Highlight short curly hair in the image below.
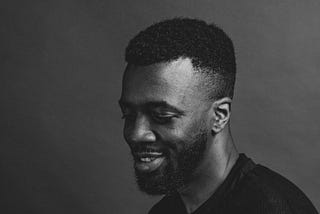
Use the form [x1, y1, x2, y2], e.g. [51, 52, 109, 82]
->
[125, 17, 236, 99]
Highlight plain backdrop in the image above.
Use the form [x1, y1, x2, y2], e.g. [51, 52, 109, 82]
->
[1, 0, 319, 213]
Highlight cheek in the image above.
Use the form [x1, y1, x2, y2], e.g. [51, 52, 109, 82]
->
[169, 119, 207, 141]
[158, 129, 195, 155]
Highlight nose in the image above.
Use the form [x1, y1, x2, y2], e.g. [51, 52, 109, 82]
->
[125, 114, 156, 143]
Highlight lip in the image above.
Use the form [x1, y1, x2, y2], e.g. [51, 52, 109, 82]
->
[135, 156, 166, 173]
[132, 146, 164, 156]
[132, 146, 166, 172]
[135, 151, 163, 158]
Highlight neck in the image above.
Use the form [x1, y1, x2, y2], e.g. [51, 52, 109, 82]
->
[178, 128, 238, 214]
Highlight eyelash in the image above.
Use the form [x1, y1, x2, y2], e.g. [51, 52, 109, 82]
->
[151, 112, 175, 124]
[121, 111, 176, 124]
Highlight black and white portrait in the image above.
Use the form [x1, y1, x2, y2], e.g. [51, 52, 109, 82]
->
[1, 1, 319, 213]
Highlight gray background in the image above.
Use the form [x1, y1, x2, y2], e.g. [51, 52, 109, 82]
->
[1, 0, 319, 213]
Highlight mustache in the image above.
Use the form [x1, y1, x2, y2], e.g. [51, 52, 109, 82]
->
[131, 144, 165, 154]
[129, 131, 207, 155]
[129, 141, 178, 156]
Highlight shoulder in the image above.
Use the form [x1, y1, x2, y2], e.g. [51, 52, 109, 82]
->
[148, 196, 170, 214]
[228, 164, 318, 214]
[148, 193, 185, 214]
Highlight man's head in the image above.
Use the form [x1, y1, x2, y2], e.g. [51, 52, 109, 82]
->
[125, 17, 236, 100]
[119, 18, 236, 195]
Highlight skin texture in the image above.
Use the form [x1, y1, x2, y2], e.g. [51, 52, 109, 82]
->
[119, 58, 238, 213]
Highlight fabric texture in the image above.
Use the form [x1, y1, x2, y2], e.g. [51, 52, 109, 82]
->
[149, 154, 318, 214]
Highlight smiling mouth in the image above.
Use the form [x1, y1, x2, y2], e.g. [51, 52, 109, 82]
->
[134, 151, 166, 172]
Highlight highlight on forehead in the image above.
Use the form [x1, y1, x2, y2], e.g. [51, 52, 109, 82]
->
[124, 57, 230, 103]
[121, 58, 219, 114]
[125, 57, 198, 83]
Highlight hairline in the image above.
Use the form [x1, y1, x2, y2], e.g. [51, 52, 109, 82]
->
[125, 57, 230, 102]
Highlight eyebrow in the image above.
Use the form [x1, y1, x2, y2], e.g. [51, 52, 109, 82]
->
[118, 100, 186, 115]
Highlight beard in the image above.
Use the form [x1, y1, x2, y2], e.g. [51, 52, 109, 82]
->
[133, 131, 207, 195]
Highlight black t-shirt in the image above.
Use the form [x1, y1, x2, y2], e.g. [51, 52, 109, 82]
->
[149, 154, 318, 214]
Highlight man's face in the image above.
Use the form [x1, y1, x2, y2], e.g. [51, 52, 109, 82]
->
[119, 58, 211, 195]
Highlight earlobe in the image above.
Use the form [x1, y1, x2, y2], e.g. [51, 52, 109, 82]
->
[211, 97, 232, 133]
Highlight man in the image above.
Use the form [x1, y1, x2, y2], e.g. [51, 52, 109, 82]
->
[119, 18, 318, 214]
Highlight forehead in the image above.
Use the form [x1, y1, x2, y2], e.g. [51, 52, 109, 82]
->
[120, 58, 204, 108]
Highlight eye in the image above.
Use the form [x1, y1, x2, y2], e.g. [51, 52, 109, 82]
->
[150, 111, 176, 124]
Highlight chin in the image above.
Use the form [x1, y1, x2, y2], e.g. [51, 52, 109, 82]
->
[134, 159, 184, 195]
[133, 132, 208, 195]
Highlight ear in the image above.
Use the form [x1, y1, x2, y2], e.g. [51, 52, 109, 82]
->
[210, 97, 232, 133]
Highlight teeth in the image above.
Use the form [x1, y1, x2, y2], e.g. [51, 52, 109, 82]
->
[140, 157, 152, 162]
[140, 157, 159, 162]
[136, 151, 164, 163]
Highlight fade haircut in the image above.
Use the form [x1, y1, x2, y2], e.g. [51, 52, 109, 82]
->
[125, 17, 236, 100]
